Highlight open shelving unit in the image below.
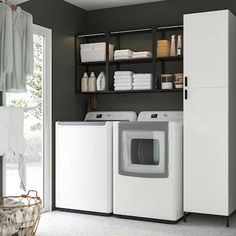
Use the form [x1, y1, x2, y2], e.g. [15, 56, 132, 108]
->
[75, 25, 183, 94]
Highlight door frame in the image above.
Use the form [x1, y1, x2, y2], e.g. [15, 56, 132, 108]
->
[2, 24, 52, 212]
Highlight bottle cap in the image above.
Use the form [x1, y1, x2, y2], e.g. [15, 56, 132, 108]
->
[90, 72, 95, 77]
[83, 72, 88, 77]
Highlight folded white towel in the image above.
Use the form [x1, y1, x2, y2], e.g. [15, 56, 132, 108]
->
[133, 83, 152, 86]
[114, 83, 133, 87]
[133, 51, 152, 55]
[115, 86, 133, 91]
[114, 76, 133, 81]
[133, 82, 152, 86]
[114, 52, 132, 56]
[114, 79, 133, 84]
[114, 49, 133, 55]
[114, 55, 132, 60]
[132, 51, 152, 59]
[114, 82, 133, 86]
[133, 86, 152, 90]
[0, 107, 26, 191]
[133, 73, 153, 79]
[114, 84, 132, 88]
[114, 54, 132, 57]
[132, 55, 152, 59]
[114, 83, 132, 87]
[115, 71, 133, 76]
[133, 84, 152, 87]
[133, 73, 152, 77]
[133, 78, 153, 84]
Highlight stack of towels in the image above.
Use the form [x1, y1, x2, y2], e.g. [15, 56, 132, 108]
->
[133, 73, 153, 90]
[114, 50, 152, 60]
[114, 50, 133, 60]
[114, 71, 133, 91]
[132, 51, 152, 59]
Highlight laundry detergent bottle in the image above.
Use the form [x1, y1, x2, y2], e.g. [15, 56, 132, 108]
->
[81, 72, 88, 92]
[97, 71, 106, 91]
[88, 72, 97, 92]
[170, 35, 176, 56]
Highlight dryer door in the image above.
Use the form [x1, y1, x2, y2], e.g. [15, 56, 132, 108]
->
[118, 122, 168, 178]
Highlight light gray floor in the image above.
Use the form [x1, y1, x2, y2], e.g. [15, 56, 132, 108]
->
[37, 211, 236, 236]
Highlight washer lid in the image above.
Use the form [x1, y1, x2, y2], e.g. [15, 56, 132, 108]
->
[138, 111, 183, 122]
[84, 111, 137, 121]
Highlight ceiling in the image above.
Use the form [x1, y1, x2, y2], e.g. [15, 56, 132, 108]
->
[64, 0, 165, 11]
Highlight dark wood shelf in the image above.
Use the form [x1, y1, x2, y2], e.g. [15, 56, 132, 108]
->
[78, 56, 183, 66]
[77, 88, 183, 95]
[78, 61, 106, 66]
[156, 56, 183, 61]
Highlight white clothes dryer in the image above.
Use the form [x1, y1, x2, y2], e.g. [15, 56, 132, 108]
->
[113, 111, 183, 222]
[56, 111, 137, 215]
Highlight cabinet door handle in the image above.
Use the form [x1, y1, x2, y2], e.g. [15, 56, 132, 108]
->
[185, 90, 188, 100]
[185, 77, 188, 87]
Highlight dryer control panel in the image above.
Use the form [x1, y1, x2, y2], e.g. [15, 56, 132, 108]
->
[138, 111, 183, 122]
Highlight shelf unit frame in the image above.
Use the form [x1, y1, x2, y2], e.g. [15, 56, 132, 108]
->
[75, 24, 183, 94]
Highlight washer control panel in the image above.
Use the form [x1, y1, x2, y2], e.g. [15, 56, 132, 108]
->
[85, 111, 137, 121]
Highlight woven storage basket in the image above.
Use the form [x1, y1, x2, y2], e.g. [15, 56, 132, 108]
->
[0, 190, 42, 236]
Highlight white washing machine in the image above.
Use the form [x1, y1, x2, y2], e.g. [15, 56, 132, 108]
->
[56, 111, 137, 215]
[113, 111, 183, 222]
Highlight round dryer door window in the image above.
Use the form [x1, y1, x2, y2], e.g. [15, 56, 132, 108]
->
[118, 122, 169, 178]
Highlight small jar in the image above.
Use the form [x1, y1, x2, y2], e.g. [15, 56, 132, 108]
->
[161, 74, 174, 89]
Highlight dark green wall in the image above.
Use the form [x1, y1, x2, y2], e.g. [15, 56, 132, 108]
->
[84, 0, 236, 113]
[86, 0, 236, 32]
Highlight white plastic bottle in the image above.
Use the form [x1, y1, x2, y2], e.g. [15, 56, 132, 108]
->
[81, 72, 88, 92]
[88, 72, 97, 92]
[97, 71, 106, 91]
[177, 35, 182, 56]
[170, 35, 176, 57]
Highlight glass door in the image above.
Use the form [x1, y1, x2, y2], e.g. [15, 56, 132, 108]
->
[3, 25, 52, 211]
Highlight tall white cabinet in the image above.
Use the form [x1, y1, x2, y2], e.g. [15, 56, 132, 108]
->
[184, 10, 236, 220]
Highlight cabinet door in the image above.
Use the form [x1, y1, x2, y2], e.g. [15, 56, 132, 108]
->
[184, 88, 229, 215]
[184, 10, 229, 88]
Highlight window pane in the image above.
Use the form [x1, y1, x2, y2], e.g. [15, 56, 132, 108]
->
[5, 34, 44, 203]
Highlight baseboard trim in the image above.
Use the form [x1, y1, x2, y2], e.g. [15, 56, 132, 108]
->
[114, 213, 184, 224]
[55, 207, 113, 217]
